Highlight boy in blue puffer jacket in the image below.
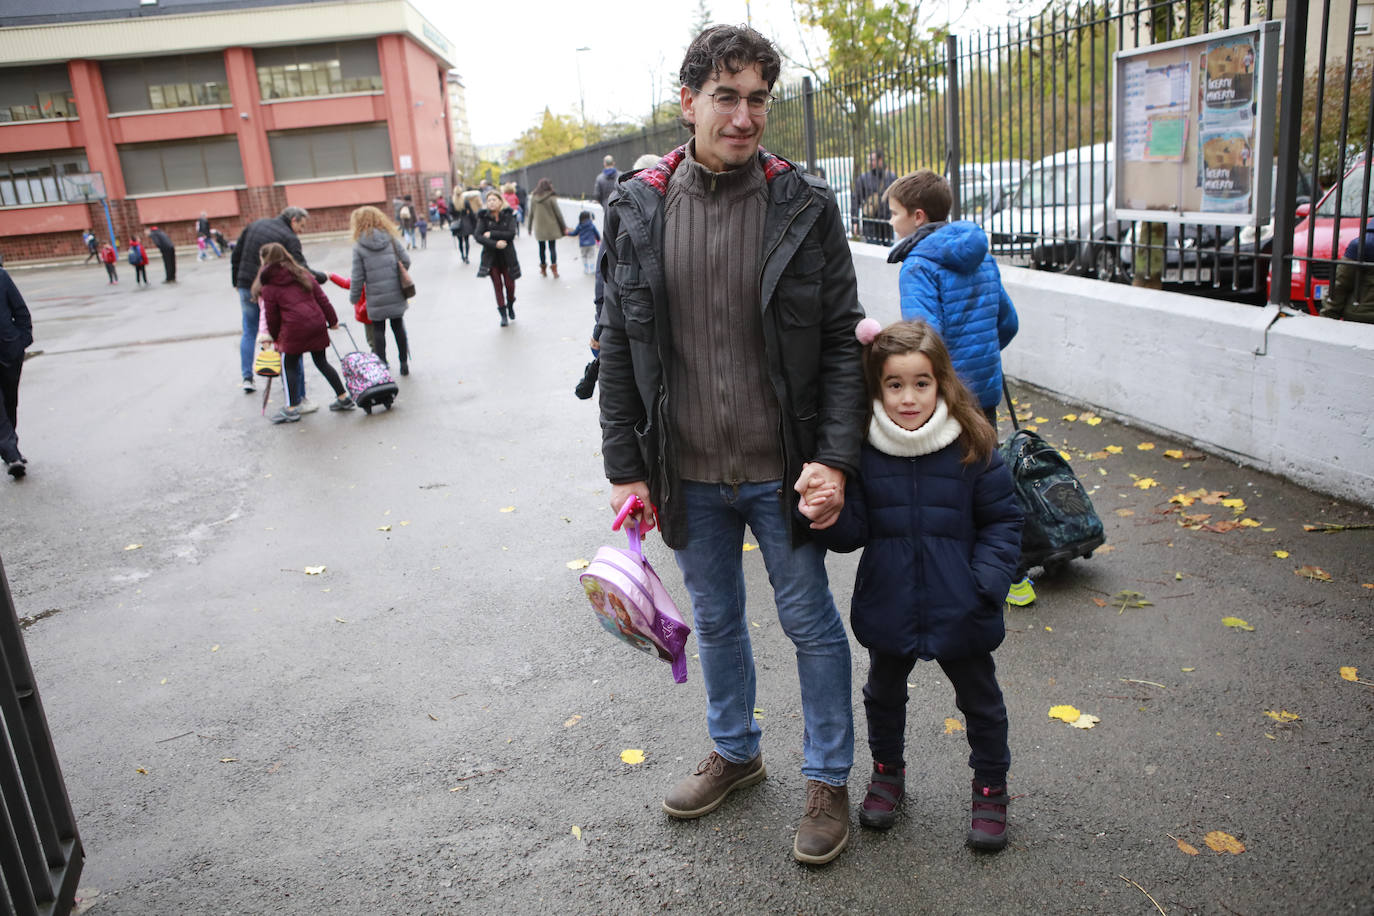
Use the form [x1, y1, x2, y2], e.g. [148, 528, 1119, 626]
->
[886, 169, 1033, 605]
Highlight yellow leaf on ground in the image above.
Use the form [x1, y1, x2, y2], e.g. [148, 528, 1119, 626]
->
[1175, 837, 1200, 856]
[304, 566, 326, 575]
[1115, 508, 1135, 517]
[1164, 449, 1185, 460]
[1137, 442, 1156, 451]
[753, 707, 765, 719]
[1070, 713, 1100, 729]
[1264, 709, 1301, 722]
[944, 718, 965, 734]
[1105, 445, 1124, 454]
[1133, 478, 1158, 490]
[564, 715, 582, 727]
[1295, 565, 1333, 582]
[378, 525, 392, 532]
[1048, 704, 1081, 723]
[1045, 626, 1053, 632]
[1204, 830, 1246, 854]
[500, 506, 516, 513]
[1363, 583, 1374, 589]
[1239, 518, 1261, 528]
[1085, 416, 1103, 426]
[742, 543, 758, 551]
[1092, 597, 1108, 607]
[124, 543, 142, 551]
[1062, 413, 1078, 421]
[1086, 450, 1110, 460]
[571, 825, 582, 840]
[1034, 417, 1049, 424]
[1220, 498, 1246, 510]
[620, 749, 645, 765]
[1274, 550, 1290, 559]
[567, 559, 589, 570]
[1169, 494, 1196, 506]
[1221, 616, 1255, 631]
[1095, 545, 1115, 553]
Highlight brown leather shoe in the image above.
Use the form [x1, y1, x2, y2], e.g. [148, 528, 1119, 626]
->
[793, 780, 850, 865]
[662, 751, 766, 819]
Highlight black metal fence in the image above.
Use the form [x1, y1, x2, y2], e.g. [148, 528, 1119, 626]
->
[1, 554, 83, 916]
[511, 0, 1372, 311]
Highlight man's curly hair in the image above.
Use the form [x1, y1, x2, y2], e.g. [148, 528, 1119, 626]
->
[679, 24, 781, 92]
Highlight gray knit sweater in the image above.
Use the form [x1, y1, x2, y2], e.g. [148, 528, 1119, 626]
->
[663, 144, 783, 485]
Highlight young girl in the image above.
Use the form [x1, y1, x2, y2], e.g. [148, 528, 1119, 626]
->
[809, 318, 1022, 851]
[475, 189, 521, 326]
[567, 210, 601, 275]
[252, 243, 354, 423]
[128, 237, 149, 285]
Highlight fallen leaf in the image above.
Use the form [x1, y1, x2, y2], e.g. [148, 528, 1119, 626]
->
[1220, 498, 1246, 511]
[564, 714, 582, 727]
[210, 645, 220, 652]
[1137, 442, 1156, 451]
[1264, 709, 1301, 723]
[400, 521, 411, 527]
[1163, 449, 1185, 460]
[1221, 616, 1255, 631]
[377, 525, 392, 532]
[427, 713, 438, 722]
[1204, 830, 1246, 854]
[334, 617, 347, 623]
[136, 768, 147, 774]
[1174, 572, 1184, 580]
[1096, 545, 1116, 553]
[1070, 713, 1100, 729]
[1295, 565, 1332, 582]
[1086, 450, 1110, 460]
[1048, 704, 1082, 723]
[1044, 626, 1053, 632]
[500, 506, 516, 513]
[742, 543, 758, 552]
[1133, 478, 1158, 490]
[1058, 450, 1073, 462]
[566, 559, 589, 570]
[1034, 417, 1049, 424]
[1112, 590, 1152, 610]
[1341, 666, 1359, 682]
[1169, 494, 1196, 506]
[124, 544, 142, 551]
[1084, 416, 1103, 426]
[753, 707, 765, 719]
[220, 758, 236, 763]
[1174, 836, 1200, 856]
[304, 566, 326, 575]
[1092, 597, 1107, 607]
[1063, 413, 1078, 421]
[1273, 550, 1290, 559]
[1105, 445, 1124, 454]
[571, 825, 582, 840]
[1238, 518, 1261, 528]
[1363, 583, 1374, 590]
[1181, 667, 1195, 672]
[620, 749, 645, 765]
[943, 718, 965, 734]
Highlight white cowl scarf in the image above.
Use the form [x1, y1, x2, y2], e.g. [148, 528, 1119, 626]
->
[867, 397, 963, 458]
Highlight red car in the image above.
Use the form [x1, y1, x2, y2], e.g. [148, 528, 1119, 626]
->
[1279, 155, 1372, 313]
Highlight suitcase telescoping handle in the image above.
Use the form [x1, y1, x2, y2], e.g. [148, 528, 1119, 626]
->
[328, 321, 362, 364]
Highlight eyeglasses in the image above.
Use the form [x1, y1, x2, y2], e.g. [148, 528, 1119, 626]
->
[703, 89, 774, 115]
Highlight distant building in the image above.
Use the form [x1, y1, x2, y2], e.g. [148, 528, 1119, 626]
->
[446, 70, 476, 186]
[0, 0, 459, 262]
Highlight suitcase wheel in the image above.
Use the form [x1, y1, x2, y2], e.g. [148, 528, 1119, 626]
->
[362, 402, 373, 414]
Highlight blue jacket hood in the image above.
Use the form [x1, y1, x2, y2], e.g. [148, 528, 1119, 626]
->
[907, 221, 990, 275]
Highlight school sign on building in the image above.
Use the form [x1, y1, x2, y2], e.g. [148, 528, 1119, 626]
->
[0, 0, 459, 262]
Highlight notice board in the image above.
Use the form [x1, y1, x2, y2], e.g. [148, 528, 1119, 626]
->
[1113, 22, 1281, 226]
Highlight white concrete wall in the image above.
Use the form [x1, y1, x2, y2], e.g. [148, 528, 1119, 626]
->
[847, 241, 1374, 506]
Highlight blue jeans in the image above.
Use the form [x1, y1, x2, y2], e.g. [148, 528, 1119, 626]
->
[674, 481, 854, 785]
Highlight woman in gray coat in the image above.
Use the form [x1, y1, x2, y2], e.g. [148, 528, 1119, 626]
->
[527, 177, 567, 277]
[349, 205, 412, 375]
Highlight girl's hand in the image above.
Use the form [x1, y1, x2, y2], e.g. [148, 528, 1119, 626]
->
[495, 240, 507, 249]
[483, 231, 491, 238]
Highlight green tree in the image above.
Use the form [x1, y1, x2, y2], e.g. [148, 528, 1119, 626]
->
[509, 108, 590, 168]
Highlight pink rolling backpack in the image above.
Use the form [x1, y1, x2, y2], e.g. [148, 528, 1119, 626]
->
[580, 496, 691, 683]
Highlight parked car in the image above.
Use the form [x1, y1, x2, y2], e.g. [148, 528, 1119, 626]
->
[956, 160, 1028, 220]
[983, 143, 1125, 275]
[1277, 155, 1372, 313]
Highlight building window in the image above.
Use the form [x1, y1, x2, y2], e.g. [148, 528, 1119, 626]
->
[1356, 4, 1372, 34]
[267, 122, 392, 182]
[118, 136, 244, 194]
[102, 53, 231, 113]
[0, 150, 89, 206]
[0, 65, 77, 122]
[255, 41, 383, 101]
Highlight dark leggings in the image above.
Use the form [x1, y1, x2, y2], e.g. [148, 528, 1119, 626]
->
[104, 263, 117, 282]
[489, 266, 515, 308]
[371, 317, 409, 366]
[538, 239, 558, 266]
[283, 350, 345, 406]
[864, 649, 1009, 785]
[455, 233, 470, 259]
[133, 263, 147, 284]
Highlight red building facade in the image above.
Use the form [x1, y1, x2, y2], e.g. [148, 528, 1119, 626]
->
[0, 0, 458, 262]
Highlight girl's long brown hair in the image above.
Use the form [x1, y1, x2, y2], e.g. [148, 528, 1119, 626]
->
[250, 242, 313, 299]
[862, 319, 998, 465]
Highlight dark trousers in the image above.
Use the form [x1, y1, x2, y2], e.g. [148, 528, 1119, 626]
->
[863, 649, 1009, 784]
[133, 263, 147, 284]
[370, 317, 408, 367]
[538, 239, 558, 266]
[104, 263, 117, 282]
[158, 246, 176, 281]
[282, 350, 345, 406]
[455, 233, 470, 260]
[0, 355, 22, 463]
[488, 266, 515, 308]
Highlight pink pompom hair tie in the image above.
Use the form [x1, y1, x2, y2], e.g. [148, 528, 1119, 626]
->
[855, 317, 882, 345]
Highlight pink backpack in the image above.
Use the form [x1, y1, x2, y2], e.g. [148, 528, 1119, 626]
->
[580, 497, 691, 682]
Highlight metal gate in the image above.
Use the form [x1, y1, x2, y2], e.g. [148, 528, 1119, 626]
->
[1, 553, 83, 916]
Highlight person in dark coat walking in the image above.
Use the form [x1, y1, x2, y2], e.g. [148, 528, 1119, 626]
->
[231, 207, 325, 393]
[0, 267, 34, 478]
[475, 190, 521, 326]
[252, 243, 353, 423]
[348, 205, 412, 374]
[593, 155, 620, 207]
[83, 230, 99, 263]
[451, 190, 479, 264]
[811, 318, 1021, 851]
[147, 226, 176, 282]
[852, 150, 897, 245]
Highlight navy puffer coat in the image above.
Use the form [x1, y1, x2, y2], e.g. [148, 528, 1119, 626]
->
[817, 440, 1022, 660]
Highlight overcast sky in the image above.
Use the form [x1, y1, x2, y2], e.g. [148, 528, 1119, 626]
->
[409, 0, 1015, 146]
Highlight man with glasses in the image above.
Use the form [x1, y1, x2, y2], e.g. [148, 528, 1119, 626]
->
[231, 207, 326, 393]
[597, 24, 868, 866]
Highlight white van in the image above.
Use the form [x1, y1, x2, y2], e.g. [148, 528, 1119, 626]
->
[983, 143, 1124, 275]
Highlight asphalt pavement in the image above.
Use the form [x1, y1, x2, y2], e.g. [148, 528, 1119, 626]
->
[2, 228, 1372, 915]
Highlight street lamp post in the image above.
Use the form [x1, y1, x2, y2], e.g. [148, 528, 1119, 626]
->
[575, 46, 591, 125]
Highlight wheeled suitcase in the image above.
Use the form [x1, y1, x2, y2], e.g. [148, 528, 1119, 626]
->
[332, 324, 397, 414]
[998, 383, 1105, 574]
